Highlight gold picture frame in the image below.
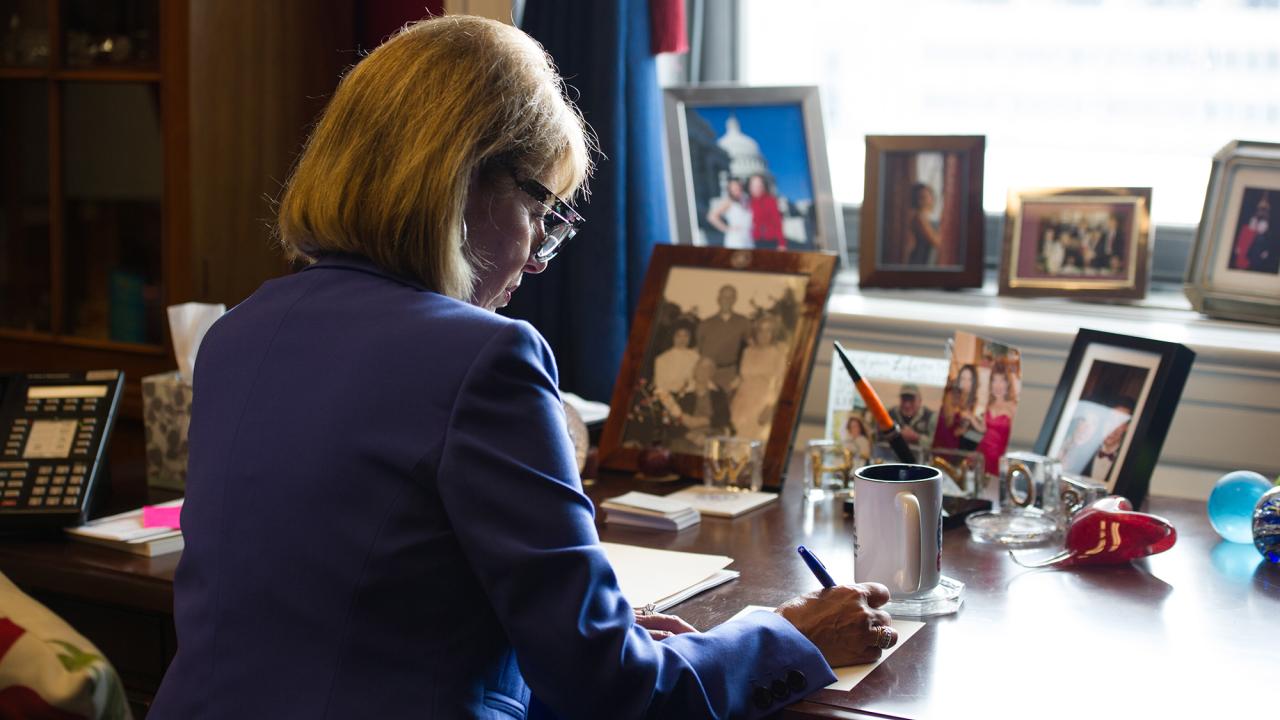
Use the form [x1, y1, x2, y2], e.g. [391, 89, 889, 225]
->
[1000, 187, 1152, 300]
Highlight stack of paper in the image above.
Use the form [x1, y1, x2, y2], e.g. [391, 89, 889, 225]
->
[665, 486, 778, 518]
[601, 542, 738, 613]
[601, 491, 700, 531]
[65, 499, 185, 557]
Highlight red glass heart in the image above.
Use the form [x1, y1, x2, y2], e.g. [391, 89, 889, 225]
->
[1011, 496, 1177, 568]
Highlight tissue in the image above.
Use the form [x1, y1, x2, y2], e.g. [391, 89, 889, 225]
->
[166, 302, 225, 383]
[143, 303, 224, 489]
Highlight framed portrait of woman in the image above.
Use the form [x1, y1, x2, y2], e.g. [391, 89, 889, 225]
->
[1034, 329, 1195, 509]
[598, 246, 837, 489]
[1185, 140, 1280, 325]
[662, 86, 846, 260]
[1000, 187, 1152, 300]
[859, 135, 986, 288]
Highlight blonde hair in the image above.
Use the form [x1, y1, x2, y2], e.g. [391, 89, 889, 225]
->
[277, 15, 591, 300]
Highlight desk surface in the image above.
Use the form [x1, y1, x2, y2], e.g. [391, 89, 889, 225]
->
[1, 471, 1276, 719]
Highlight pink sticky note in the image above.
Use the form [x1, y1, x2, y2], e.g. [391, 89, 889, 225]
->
[142, 505, 182, 530]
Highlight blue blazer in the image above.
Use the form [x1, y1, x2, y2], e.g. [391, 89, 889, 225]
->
[150, 254, 834, 719]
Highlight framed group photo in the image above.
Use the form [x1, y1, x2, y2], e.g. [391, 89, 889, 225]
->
[1000, 187, 1152, 300]
[859, 135, 986, 289]
[1185, 140, 1280, 325]
[1034, 329, 1195, 509]
[599, 246, 837, 489]
[662, 86, 845, 258]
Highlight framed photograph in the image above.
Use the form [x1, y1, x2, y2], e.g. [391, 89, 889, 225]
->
[662, 86, 845, 258]
[932, 331, 1023, 478]
[1034, 329, 1195, 509]
[859, 135, 985, 288]
[599, 246, 837, 489]
[1000, 187, 1152, 300]
[1185, 140, 1280, 325]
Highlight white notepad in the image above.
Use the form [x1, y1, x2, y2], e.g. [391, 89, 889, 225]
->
[601, 492, 701, 531]
[601, 542, 737, 612]
[665, 486, 778, 518]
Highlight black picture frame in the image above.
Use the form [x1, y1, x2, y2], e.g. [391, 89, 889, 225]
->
[1034, 329, 1195, 509]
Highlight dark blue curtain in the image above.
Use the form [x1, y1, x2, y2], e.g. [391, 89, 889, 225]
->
[504, 0, 669, 403]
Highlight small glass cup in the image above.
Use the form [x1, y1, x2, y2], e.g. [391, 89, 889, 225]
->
[804, 439, 854, 501]
[703, 436, 763, 492]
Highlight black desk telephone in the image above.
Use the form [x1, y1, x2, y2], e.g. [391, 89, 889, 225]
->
[0, 370, 123, 530]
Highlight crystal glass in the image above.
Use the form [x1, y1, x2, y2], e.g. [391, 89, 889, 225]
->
[1046, 473, 1107, 529]
[703, 436, 763, 492]
[804, 439, 853, 501]
[924, 446, 985, 498]
[966, 451, 1061, 546]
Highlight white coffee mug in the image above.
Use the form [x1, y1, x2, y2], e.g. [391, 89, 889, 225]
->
[853, 463, 943, 598]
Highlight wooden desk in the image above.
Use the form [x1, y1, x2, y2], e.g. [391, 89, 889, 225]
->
[589, 478, 1280, 719]
[1, 470, 1276, 719]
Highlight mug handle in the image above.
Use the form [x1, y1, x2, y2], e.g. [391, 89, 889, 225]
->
[895, 492, 922, 595]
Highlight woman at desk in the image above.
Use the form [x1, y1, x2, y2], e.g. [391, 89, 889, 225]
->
[151, 16, 895, 720]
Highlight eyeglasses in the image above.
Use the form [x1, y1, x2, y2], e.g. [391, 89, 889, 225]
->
[512, 174, 585, 263]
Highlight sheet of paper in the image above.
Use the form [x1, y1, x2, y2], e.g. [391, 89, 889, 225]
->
[726, 605, 925, 691]
[601, 542, 733, 610]
[665, 487, 777, 517]
[68, 498, 184, 542]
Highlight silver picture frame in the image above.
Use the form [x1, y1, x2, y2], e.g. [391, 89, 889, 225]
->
[662, 85, 846, 261]
[1185, 140, 1280, 325]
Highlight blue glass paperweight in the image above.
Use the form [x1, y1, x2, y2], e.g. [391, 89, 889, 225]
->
[1253, 485, 1280, 563]
[1208, 471, 1272, 544]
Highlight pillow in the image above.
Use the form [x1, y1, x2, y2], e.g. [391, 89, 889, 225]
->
[0, 571, 132, 720]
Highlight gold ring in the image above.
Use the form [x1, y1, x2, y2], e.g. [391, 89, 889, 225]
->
[873, 625, 896, 649]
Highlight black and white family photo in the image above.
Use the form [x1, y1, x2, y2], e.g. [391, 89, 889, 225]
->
[621, 267, 809, 455]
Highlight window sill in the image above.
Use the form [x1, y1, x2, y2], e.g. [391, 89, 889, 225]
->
[798, 270, 1280, 500]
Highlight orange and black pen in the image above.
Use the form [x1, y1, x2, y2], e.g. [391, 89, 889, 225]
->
[833, 341, 917, 464]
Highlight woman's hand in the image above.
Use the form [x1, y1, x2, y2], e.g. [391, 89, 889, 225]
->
[635, 610, 699, 641]
[774, 583, 896, 667]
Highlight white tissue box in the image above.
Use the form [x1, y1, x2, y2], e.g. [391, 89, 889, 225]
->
[142, 371, 193, 490]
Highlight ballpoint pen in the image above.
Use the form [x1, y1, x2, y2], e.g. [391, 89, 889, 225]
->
[796, 545, 836, 588]
[833, 341, 917, 464]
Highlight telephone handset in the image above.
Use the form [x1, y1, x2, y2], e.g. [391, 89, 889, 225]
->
[0, 370, 123, 531]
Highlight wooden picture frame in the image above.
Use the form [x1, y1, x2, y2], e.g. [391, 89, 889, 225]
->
[599, 246, 837, 490]
[1034, 329, 1194, 509]
[1185, 140, 1280, 325]
[662, 86, 846, 259]
[859, 135, 985, 288]
[1000, 187, 1152, 300]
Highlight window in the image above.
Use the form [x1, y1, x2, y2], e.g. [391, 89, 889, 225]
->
[739, 0, 1280, 228]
